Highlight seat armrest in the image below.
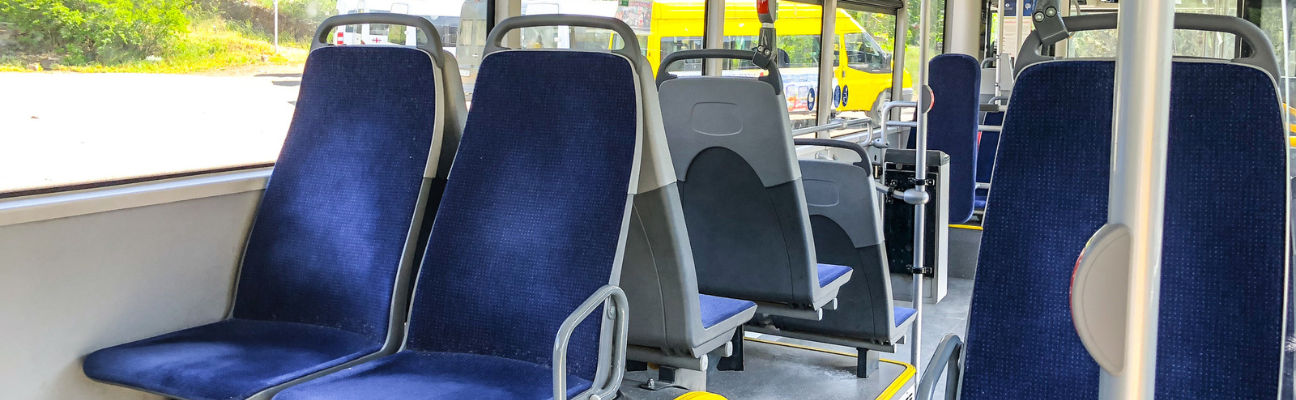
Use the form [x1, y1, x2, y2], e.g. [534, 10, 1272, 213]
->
[553, 285, 629, 400]
[917, 334, 964, 400]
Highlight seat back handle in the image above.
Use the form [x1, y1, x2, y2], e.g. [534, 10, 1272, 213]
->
[793, 138, 871, 170]
[656, 49, 783, 95]
[312, 13, 444, 62]
[1016, 13, 1279, 79]
[485, 15, 642, 59]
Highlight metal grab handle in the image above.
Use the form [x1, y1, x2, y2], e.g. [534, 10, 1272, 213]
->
[486, 15, 642, 59]
[553, 285, 629, 400]
[1016, 13, 1280, 79]
[916, 334, 965, 400]
[655, 49, 783, 94]
[794, 138, 871, 169]
[312, 13, 443, 61]
[877, 101, 918, 149]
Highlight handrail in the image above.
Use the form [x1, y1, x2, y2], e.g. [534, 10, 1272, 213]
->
[312, 13, 444, 61]
[553, 285, 629, 400]
[486, 15, 641, 59]
[877, 101, 918, 149]
[789, 118, 873, 137]
[655, 49, 782, 94]
[916, 334, 964, 400]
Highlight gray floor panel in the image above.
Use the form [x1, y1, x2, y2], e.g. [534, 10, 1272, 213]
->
[616, 278, 976, 400]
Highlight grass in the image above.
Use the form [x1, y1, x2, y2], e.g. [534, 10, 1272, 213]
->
[0, 14, 307, 74]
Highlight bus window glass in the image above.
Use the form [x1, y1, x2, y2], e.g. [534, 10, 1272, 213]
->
[0, 0, 479, 195]
[1068, 1, 1238, 59]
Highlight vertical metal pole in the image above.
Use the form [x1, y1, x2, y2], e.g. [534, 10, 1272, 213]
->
[816, 0, 838, 131]
[704, 0, 725, 76]
[1013, 0, 1024, 57]
[908, 0, 932, 377]
[994, 0, 1004, 92]
[1098, 0, 1174, 398]
[888, 5, 908, 121]
[274, 0, 280, 54]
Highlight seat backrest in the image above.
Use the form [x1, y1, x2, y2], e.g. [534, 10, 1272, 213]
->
[908, 54, 981, 223]
[231, 45, 450, 344]
[771, 153, 898, 340]
[961, 60, 1288, 399]
[403, 45, 643, 384]
[659, 69, 821, 307]
[1154, 61, 1286, 399]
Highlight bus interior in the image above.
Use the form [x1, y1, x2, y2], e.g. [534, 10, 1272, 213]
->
[1, 0, 1293, 399]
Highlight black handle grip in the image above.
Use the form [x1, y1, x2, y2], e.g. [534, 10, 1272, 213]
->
[795, 138, 871, 169]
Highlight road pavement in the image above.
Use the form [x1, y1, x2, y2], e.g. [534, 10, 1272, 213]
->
[1, 70, 303, 193]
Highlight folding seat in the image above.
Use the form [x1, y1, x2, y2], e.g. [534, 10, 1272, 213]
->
[622, 52, 758, 391]
[656, 49, 852, 321]
[905, 54, 981, 224]
[80, 14, 466, 400]
[270, 15, 645, 400]
[916, 13, 1288, 400]
[748, 138, 914, 378]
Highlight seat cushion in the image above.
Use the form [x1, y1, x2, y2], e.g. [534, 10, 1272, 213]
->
[973, 194, 987, 210]
[817, 263, 852, 287]
[273, 351, 593, 400]
[893, 307, 916, 327]
[83, 319, 379, 400]
[699, 294, 757, 329]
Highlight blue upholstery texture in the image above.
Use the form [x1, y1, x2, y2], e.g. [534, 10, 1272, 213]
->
[817, 263, 852, 287]
[699, 294, 757, 329]
[962, 61, 1287, 399]
[908, 54, 981, 223]
[960, 61, 1112, 400]
[233, 45, 439, 338]
[84, 320, 378, 400]
[974, 112, 1004, 210]
[83, 45, 441, 400]
[402, 51, 639, 383]
[893, 307, 916, 327]
[273, 351, 593, 400]
[1155, 62, 1285, 399]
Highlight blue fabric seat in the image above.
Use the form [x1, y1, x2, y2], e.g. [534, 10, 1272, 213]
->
[83, 44, 453, 400]
[272, 352, 593, 400]
[84, 320, 377, 400]
[817, 263, 852, 287]
[893, 307, 916, 327]
[907, 54, 981, 223]
[699, 294, 757, 329]
[959, 60, 1287, 399]
[274, 20, 643, 400]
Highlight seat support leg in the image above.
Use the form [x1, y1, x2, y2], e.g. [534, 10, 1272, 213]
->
[716, 326, 745, 371]
[857, 348, 880, 378]
[640, 366, 708, 392]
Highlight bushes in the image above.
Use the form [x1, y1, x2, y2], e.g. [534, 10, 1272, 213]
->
[0, 0, 190, 64]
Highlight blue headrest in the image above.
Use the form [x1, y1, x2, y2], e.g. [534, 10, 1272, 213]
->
[910, 54, 981, 224]
[405, 50, 640, 382]
[963, 60, 1288, 399]
[233, 46, 441, 340]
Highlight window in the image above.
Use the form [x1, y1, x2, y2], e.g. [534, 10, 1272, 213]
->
[0, 0, 482, 195]
[1067, 0, 1240, 59]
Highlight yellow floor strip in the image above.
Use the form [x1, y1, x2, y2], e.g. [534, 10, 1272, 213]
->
[949, 224, 983, 231]
[743, 337, 916, 400]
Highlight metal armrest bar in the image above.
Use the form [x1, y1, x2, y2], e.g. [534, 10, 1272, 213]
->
[553, 285, 629, 400]
[790, 118, 875, 137]
[916, 334, 965, 400]
[978, 125, 1001, 132]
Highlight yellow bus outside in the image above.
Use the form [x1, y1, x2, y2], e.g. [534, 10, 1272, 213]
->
[629, 0, 912, 116]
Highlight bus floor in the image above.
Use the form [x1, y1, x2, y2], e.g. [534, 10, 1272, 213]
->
[618, 278, 975, 400]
